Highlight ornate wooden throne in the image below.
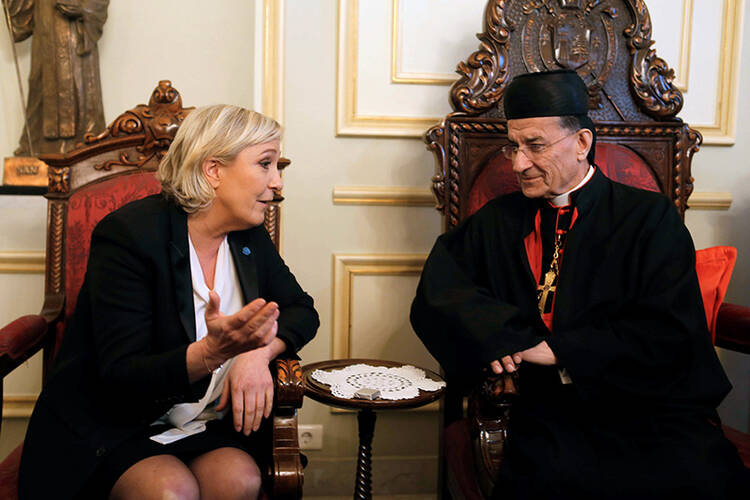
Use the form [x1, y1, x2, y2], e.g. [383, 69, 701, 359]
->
[424, 1, 749, 498]
[0, 81, 304, 499]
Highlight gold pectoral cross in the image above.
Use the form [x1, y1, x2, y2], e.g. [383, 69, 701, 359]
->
[537, 269, 557, 314]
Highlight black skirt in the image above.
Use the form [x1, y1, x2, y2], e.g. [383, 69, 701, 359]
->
[81, 416, 261, 498]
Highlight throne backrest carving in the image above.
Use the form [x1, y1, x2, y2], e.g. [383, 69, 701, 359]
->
[38, 81, 285, 355]
[427, 0, 701, 230]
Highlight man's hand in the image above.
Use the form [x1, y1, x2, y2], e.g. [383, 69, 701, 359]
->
[490, 341, 557, 374]
[202, 290, 279, 367]
[490, 352, 523, 374]
[216, 347, 274, 435]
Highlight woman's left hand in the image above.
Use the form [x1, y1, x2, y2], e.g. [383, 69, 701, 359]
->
[217, 347, 275, 435]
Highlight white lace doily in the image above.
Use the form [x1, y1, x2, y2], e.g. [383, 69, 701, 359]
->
[311, 364, 446, 400]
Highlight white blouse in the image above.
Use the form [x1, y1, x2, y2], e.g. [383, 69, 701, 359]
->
[188, 235, 244, 340]
[150, 235, 245, 445]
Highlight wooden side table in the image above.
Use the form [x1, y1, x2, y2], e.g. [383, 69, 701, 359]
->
[301, 359, 445, 500]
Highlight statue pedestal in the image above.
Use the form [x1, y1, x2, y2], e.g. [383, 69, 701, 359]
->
[3, 157, 48, 187]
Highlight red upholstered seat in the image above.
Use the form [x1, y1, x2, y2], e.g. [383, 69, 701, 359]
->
[467, 151, 518, 217]
[0, 315, 47, 361]
[64, 172, 162, 326]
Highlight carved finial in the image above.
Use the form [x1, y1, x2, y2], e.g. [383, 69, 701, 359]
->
[450, 0, 513, 115]
[625, 2, 684, 118]
[150, 80, 182, 107]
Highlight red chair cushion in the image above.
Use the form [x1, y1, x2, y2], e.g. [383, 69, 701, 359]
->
[695, 247, 737, 341]
[467, 142, 659, 217]
[593, 142, 660, 192]
[63, 172, 161, 345]
[467, 152, 518, 217]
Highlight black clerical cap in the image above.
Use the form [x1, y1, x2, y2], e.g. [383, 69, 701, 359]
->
[504, 70, 596, 163]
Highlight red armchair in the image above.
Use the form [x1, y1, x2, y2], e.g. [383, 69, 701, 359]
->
[0, 82, 304, 499]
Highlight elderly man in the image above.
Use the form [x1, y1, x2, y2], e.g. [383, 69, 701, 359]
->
[410, 70, 748, 499]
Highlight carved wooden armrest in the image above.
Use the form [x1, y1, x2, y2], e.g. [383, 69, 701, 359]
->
[715, 303, 750, 355]
[0, 314, 49, 379]
[274, 358, 304, 409]
[467, 372, 519, 498]
[270, 358, 304, 499]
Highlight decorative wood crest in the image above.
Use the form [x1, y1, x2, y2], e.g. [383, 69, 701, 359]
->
[274, 358, 304, 408]
[625, 0, 683, 118]
[674, 123, 700, 210]
[84, 80, 194, 171]
[48, 166, 70, 194]
[450, 0, 513, 114]
[450, 0, 683, 119]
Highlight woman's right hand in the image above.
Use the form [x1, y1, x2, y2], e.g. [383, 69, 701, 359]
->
[202, 290, 279, 368]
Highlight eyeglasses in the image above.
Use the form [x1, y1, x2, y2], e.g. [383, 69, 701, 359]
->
[502, 131, 579, 160]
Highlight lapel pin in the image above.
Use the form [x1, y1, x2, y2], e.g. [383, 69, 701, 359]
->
[242, 247, 251, 256]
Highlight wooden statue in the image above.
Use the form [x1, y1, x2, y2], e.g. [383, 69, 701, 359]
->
[4, 0, 109, 155]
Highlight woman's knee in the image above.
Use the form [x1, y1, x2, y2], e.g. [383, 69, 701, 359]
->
[190, 447, 263, 498]
[109, 455, 200, 500]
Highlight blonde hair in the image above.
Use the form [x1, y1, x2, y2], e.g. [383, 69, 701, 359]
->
[157, 104, 282, 213]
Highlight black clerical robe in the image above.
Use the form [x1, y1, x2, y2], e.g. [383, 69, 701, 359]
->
[411, 169, 748, 498]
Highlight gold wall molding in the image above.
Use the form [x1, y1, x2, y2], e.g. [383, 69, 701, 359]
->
[693, 0, 741, 145]
[390, 0, 456, 86]
[336, 0, 438, 137]
[330, 186, 729, 211]
[262, 0, 285, 124]
[688, 192, 733, 210]
[331, 254, 437, 412]
[332, 186, 434, 206]
[2, 395, 37, 418]
[673, 0, 694, 92]
[332, 253, 426, 359]
[0, 251, 45, 274]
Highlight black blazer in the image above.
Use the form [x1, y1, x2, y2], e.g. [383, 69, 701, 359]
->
[19, 194, 319, 499]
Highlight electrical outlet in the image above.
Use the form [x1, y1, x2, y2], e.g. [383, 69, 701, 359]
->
[298, 424, 323, 450]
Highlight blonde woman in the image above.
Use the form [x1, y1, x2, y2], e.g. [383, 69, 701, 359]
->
[20, 105, 319, 499]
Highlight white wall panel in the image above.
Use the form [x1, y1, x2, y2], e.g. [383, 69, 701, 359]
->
[350, 274, 439, 372]
[680, 0, 723, 126]
[0, 198, 46, 249]
[395, 0, 484, 83]
[649, 0, 692, 91]
[98, 1, 256, 117]
[356, 0, 451, 118]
